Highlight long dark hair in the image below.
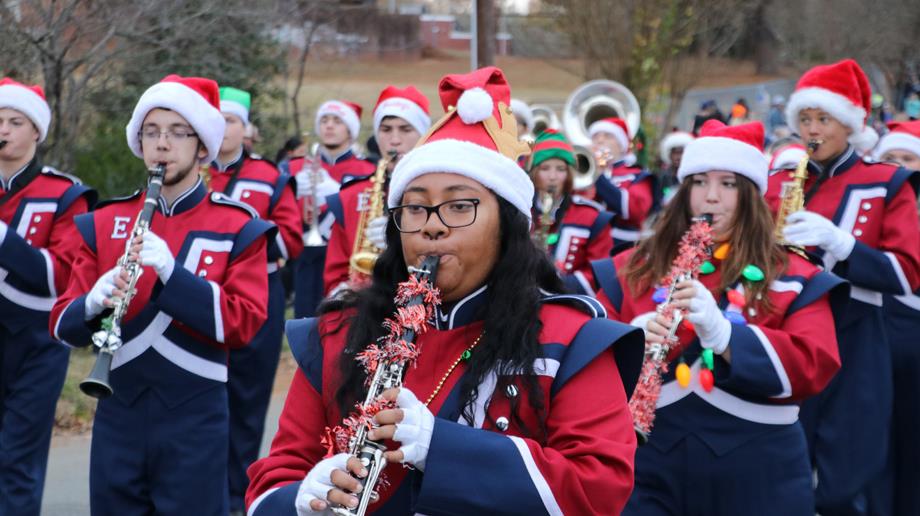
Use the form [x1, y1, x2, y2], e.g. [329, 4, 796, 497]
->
[622, 176, 786, 313]
[319, 196, 565, 441]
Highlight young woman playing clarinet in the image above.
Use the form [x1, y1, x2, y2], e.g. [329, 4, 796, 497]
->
[246, 67, 645, 516]
[528, 129, 613, 294]
[591, 120, 846, 515]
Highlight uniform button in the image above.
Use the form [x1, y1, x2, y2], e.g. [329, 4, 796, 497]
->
[571, 238, 580, 244]
[26, 239, 32, 245]
[853, 229, 863, 237]
[204, 256, 214, 265]
[243, 191, 251, 198]
[33, 215, 42, 223]
[198, 270, 207, 277]
[858, 215, 868, 223]
[505, 384, 519, 398]
[29, 227, 37, 235]
[495, 417, 509, 432]
[862, 202, 871, 210]
[564, 263, 573, 271]
[569, 245, 578, 251]
[567, 254, 575, 261]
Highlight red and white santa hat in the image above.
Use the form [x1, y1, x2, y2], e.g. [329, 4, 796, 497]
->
[388, 66, 534, 220]
[769, 143, 807, 171]
[875, 120, 920, 160]
[126, 74, 225, 164]
[315, 100, 362, 141]
[678, 120, 768, 193]
[373, 85, 431, 136]
[785, 59, 876, 150]
[588, 117, 631, 151]
[659, 130, 694, 165]
[0, 78, 51, 143]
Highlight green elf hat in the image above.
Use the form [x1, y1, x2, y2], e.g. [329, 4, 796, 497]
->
[219, 86, 251, 124]
[529, 129, 575, 170]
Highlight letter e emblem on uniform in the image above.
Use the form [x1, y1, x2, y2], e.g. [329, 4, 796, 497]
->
[112, 216, 131, 239]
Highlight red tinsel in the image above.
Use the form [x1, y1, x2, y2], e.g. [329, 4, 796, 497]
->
[629, 218, 713, 437]
[323, 274, 441, 458]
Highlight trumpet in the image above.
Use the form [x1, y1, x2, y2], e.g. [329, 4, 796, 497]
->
[80, 164, 166, 399]
[303, 146, 325, 247]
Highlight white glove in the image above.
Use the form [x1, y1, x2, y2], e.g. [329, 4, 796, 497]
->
[686, 280, 731, 354]
[0, 220, 7, 243]
[84, 266, 119, 320]
[139, 231, 175, 282]
[783, 210, 856, 261]
[295, 167, 340, 205]
[295, 452, 350, 516]
[393, 388, 435, 472]
[364, 216, 388, 251]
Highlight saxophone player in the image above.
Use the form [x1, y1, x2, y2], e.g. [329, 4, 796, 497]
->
[290, 99, 374, 318]
[767, 59, 920, 516]
[50, 75, 273, 515]
[322, 85, 431, 296]
[212, 86, 305, 514]
[0, 78, 96, 516]
[528, 129, 613, 294]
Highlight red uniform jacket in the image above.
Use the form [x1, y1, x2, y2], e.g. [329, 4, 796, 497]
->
[531, 194, 613, 295]
[591, 248, 846, 454]
[0, 159, 95, 333]
[246, 289, 645, 515]
[321, 176, 377, 295]
[210, 150, 303, 267]
[49, 180, 273, 406]
[588, 161, 656, 245]
[766, 147, 920, 307]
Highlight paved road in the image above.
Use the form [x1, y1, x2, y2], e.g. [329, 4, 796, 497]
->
[41, 391, 288, 516]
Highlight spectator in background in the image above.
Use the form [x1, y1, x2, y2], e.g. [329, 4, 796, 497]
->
[692, 99, 725, 135]
[729, 97, 750, 125]
[767, 95, 787, 133]
[275, 135, 307, 175]
[905, 92, 920, 120]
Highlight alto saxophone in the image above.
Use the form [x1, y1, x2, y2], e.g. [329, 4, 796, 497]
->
[80, 164, 166, 399]
[349, 150, 397, 279]
[329, 255, 441, 516]
[775, 140, 821, 254]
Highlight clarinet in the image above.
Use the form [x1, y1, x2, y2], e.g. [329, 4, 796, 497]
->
[629, 214, 713, 444]
[80, 164, 166, 399]
[326, 255, 441, 516]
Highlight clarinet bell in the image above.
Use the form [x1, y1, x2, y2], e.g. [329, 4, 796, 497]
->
[80, 349, 115, 399]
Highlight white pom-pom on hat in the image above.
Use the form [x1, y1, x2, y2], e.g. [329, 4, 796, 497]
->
[456, 87, 494, 124]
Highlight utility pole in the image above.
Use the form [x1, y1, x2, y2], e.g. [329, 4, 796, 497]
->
[475, 0, 495, 68]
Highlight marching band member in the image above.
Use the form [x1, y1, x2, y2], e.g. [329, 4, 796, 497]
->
[768, 141, 807, 172]
[510, 97, 534, 138]
[871, 120, 920, 516]
[323, 85, 431, 296]
[657, 130, 694, 205]
[770, 59, 920, 515]
[49, 75, 273, 515]
[592, 120, 845, 515]
[587, 117, 656, 247]
[291, 100, 375, 319]
[0, 78, 96, 516]
[213, 86, 305, 514]
[246, 66, 644, 516]
[528, 129, 613, 294]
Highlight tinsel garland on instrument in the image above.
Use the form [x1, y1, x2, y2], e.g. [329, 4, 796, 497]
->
[629, 217, 713, 442]
[322, 273, 442, 456]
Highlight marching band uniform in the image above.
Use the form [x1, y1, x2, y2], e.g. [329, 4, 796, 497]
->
[291, 100, 375, 318]
[247, 66, 645, 516]
[49, 75, 273, 515]
[214, 86, 305, 513]
[656, 130, 694, 206]
[0, 78, 96, 516]
[323, 86, 432, 295]
[593, 121, 845, 515]
[868, 121, 920, 515]
[587, 118, 657, 247]
[769, 59, 920, 515]
[528, 130, 613, 294]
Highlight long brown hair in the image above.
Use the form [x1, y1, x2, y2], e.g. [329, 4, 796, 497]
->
[622, 175, 787, 313]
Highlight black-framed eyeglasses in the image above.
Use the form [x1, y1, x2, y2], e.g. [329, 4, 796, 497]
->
[138, 127, 198, 142]
[388, 198, 481, 233]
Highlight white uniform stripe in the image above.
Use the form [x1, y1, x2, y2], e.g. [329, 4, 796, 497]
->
[749, 325, 792, 399]
[247, 486, 280, 516]
[209, 280, 224, 343]
[885, 251, 912, 296]
[40, 248, 56, 297]
[508, 436, 564, 516]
